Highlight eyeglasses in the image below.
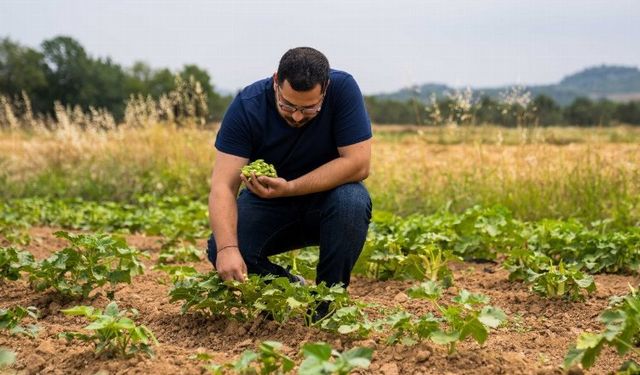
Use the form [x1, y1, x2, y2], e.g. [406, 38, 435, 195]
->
[274, 84, 325, 116]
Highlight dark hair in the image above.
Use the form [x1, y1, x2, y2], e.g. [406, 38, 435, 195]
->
[277, 47, 330, 92]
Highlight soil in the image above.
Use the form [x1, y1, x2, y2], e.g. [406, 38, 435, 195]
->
[2, 227, 639, 375]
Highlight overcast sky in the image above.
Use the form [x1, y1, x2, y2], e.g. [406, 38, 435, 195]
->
[1, 0, 639, 94]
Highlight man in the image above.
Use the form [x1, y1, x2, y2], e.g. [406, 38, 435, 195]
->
[207, 47, 372, 290]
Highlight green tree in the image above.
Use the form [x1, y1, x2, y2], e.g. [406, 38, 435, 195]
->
[615, 101, 640, 125]
[0, 38, 50, 113]
[531, 94, 563, 126]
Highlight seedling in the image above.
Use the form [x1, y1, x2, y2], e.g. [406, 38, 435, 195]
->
[0, 305, 39, 338]
[0, 247, 34, 281]
[28, 231, 146, 298]
[196, 341, 295, 374]
[299, 342, 373, 375]
[564, 286, 640, 371]
[392, 280, 507, 354]
[60, 301, 158, 358]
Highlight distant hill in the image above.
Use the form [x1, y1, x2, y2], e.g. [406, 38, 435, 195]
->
[374, 65, 640, 106]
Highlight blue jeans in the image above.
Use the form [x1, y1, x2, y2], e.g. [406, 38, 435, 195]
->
[207, 182, 372, 287]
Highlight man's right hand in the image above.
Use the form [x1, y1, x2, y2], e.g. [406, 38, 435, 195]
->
[215, 247, 248, 282]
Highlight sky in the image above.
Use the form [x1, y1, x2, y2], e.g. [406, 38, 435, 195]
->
[1, 0, 639, 95]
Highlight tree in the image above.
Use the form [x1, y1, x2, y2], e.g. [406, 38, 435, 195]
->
[0, 38, 50, 113]
[531, 94, 563, 126]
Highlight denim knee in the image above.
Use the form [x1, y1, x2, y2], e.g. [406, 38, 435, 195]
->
[324, 183, 372, 226]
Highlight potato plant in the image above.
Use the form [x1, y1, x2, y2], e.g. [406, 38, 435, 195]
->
[0, 305, 39, 338]
[564, 287, 640, 371]
[386, 281, 507, 354]
[60, 301, 158, 358]
[504, 249, 596, 301]
[194, 341, 373, 375]
[28, 231, 146, 298]
[241, 159, 277, 181]
[0, 247, 34, 281]
[299, 342, 373, 375]
[196, 341, 294, 375]
[157, 245, 202, 264]
[169, 272, 358, 329]
[0, 348, 15, 368]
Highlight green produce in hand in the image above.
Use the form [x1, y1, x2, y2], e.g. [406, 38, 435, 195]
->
[241, 159, 277, 181]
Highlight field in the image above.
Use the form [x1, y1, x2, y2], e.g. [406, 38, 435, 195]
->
[2, 124, 640, 374]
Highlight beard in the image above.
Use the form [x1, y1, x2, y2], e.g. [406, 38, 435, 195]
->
[284, 115, 313, 128]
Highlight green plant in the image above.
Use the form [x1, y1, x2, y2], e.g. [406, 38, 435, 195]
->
[28, 231, 146, 298]
[527, 262, 596, 301]
[392, 281, 507, 354]
[157, 245, 202, 264]
[0, 348, 16, 368]
[196, 341, 295, 374]
[0, 305, 39, 337]
[0, 247, 34, 281]
[60, 301, 158, 358]
[241, 159, 277, 181]
[564, 286, 640, 371]
[170, 272, 357, 329]
[298, 342, 373, 375]
[504, 249, 596, 301]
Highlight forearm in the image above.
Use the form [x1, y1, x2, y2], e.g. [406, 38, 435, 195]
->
[208, 186, 239, 249]
[289, 156, 369, 196]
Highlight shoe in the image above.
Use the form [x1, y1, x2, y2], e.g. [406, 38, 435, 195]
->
[292, 274, 306, 286]
[310, 301, 332, 324]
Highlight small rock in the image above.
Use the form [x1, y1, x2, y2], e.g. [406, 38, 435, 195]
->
[237, 339, 253, 348]
[415, 350, 431, 362]
[393, 292, 408, 303]
[36, 341, 56, 355]
[379, 363, 399, 375]
[566, 365, 585, 375]
[332, 339, 343, 351]
[354, 339, 376, 348]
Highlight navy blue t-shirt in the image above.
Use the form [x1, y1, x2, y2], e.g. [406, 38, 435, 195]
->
[215, 69, 372, 181]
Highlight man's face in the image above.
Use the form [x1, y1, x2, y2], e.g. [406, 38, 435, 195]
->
[274, 78, 325, 128]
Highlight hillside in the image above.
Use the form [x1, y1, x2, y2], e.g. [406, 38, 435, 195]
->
[374, 65, 640, 106]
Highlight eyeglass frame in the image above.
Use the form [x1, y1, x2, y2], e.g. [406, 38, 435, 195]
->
[273, 81, 329, 116]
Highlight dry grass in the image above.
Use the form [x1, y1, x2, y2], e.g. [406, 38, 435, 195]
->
[1, 125, 639, 224]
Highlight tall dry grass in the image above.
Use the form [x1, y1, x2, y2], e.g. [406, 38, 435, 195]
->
[1, 125, 639, 225]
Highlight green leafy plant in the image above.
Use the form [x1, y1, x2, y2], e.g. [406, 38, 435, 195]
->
[0, 247, 35, 281]
[0, 348, 16, 368]
[504, 249, 596, 301]
[241, 159, 277, 181]
[154, 264, 199, 283]
[299, 342, 373, 375]
[28, 231, 146, 298]
[390, 280, 507, 354]
[170, 272, 357, 328]
[196, 341, 295, 375]
[527, 262, 596, 301]
[157, 245, 202, 264]
[564, 286, 640, 371]
[60, 301, 158, 358]
[0, 305, 39, 338]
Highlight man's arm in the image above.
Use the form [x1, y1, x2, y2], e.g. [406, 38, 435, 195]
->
[242, 138, 371, 198]
[209, 150, 249, 281]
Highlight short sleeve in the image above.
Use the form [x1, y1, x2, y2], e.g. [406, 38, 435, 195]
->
[214, 94, 252, 158]
[332, 75, 372, 147]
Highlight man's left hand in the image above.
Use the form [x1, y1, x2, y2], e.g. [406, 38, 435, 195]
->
[240, 173, 293, 198]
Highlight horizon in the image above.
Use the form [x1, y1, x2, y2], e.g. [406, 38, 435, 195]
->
[1, 0, 639, 95]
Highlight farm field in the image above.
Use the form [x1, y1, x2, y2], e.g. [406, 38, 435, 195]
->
[1, 125, 640, 374]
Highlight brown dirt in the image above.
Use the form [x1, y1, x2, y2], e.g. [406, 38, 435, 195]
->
[2, 227, 639, 375]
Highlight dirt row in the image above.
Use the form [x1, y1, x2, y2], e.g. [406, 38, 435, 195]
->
[1, 227, 639, 374]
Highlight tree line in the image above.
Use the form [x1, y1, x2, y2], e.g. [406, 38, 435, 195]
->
[2, 35, 639, 126]
[0, 36, 231, 122]
[365, 92, 640, 126]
